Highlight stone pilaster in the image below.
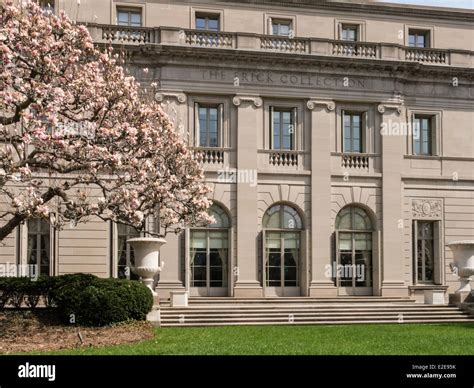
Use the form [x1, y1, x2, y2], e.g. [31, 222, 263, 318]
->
[378, 100, 408, 296]
[232, 95, 263, 297]
[154, 91, 187, 299]
[307, 100, 338, 297]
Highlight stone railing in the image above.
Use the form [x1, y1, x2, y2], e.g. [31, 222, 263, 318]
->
[405, 48, 448, 64]
[260, 36, 309, 54]
[268, 150, 300, 167]
[84, 24, 473, 68]
[185, 30, 234, 48]
[332, 41, 378, 58]
[101, 25, 153, 44]
[192, 147, 225, 165]
[341, 153, 370, 170]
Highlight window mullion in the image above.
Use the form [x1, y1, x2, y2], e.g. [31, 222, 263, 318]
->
[281, 234, 284, 288]
[206, 109, 210, 147]
[421, 238, 426, 282]
[352, 232, 356, 289]
[207, 231, 210, 291]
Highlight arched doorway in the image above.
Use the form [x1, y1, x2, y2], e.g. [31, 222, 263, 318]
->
[263, 204, 304, 297]
[335, 206, 374, 296]
[189, 204, 230, 296]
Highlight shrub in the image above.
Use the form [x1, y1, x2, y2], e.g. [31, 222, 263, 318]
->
[0, 277, 14, 309]
[47, 273, 97, 308]
[0, 273, 153, 326]
[8, 277, 29, 308]
[51, 277, 153, 326]
[0, 276, 43, 309]
[24, 280, 42, 308]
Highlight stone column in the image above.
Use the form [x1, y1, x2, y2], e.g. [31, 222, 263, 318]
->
[307, 100, 338, 297]
[378, 100, 408, 296]
[154, 91, 187, 299]
[232, 95, 263, 297]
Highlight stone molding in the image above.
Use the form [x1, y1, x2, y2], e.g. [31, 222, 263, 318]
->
[306, 99, 336, 111]
[155, 91, 187, 104]
[232, 95, 263, 107]
[412, 199, 443, 219]
[377, 102, 403, 115]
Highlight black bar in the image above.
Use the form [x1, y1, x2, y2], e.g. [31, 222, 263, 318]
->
[0, 356, 472, 387]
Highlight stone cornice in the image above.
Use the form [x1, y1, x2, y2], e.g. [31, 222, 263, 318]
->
[232, 95, 263, 107]
[214, 0, 474, 23]
[142, 45, 474, 81]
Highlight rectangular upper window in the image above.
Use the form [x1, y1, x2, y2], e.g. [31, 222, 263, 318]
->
[271, 108, 296, 150]
[341, 24, 359, 42]
[196, 104, 223, 148]
[408, 29, 430, 48]
[195, 13, 220, 32]
[272, 19, 293, 37]
[413, 115, 434, 156]
[343, 112, 364, 153]
[117, 8, 142, 27]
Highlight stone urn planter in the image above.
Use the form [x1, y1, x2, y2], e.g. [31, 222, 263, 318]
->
[447, 240, 474, 293]
[127, 237, 166, 295]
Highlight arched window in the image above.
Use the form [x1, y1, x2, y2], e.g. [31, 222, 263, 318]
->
[190, 204, 229, 296]
[209, 204, 230, 228]
[263, 204, 303, 230]
[335, 206, 373, 292]
[263, 204, 303, 294]
[336, 206, 372, 231]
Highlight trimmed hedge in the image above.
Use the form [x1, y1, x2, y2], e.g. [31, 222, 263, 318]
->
[0, 274, 153, 326]
[51, 277, 154, 326]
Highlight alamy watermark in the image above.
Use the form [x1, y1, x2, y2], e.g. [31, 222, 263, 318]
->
[217, 167, 257, 187]
[380, 120, 420, 139]
[54, 122, 96, 139]
[325, 261, 366, 282]
[0, 262, 40, 281]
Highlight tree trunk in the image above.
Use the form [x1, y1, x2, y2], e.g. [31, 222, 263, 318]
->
[0, 213, 27, 241]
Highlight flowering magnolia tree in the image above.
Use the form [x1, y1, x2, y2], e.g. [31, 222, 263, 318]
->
[0, 1, 213, 241]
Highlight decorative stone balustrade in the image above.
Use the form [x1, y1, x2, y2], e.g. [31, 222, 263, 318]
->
[269, 151, 300, 167]
[193, 148, 225, 165]
[82, 24, 474, 67]
[341, 154, 370, 170]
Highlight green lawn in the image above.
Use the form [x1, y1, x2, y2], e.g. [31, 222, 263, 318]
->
[43, 323, 474, 355]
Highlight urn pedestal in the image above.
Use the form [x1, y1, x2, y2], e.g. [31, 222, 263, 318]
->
[127, 237, 166, 296]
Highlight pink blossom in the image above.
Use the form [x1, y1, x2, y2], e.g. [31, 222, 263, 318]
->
[0, 1, 212, 240]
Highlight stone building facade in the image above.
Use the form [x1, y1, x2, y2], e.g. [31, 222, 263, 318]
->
[2, 0, 473, 301]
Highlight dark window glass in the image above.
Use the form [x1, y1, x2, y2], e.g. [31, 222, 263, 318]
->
[27, 219, 51, 276]
[408, 30, 429, 48]
[272, 20, 292, 37]
[117, 224, 140, 280]
[117, 9, 142, 27]
[272, 108, 295, 150]
[198, 105, 220, 147]
[190, 224, 228, 289]
[343, 112, 363, 153]
[415, 221, 435, 283]
[342, 25, 358, 42]
[413, 115, 433, 156]
[196, 14, 220, 31]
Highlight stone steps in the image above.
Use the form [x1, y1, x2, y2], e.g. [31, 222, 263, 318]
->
[160, 318, 473, 327]
[156, 297, 474, 327]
